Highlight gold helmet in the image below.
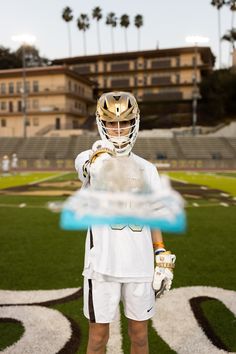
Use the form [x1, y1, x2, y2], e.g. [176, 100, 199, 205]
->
[96, 91, 140, 155]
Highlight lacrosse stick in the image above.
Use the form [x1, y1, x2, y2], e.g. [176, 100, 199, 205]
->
[60, 157, 186, 233]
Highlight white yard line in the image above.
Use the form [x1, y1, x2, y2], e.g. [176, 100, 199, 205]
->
[0, 204, 46, 209]
[29, 172, 70, 185]
[168, 177, 188, 184]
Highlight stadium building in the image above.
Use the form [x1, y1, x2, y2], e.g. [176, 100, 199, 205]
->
[53, 47, 215, 127]
[0, 65, 94, 138]
[1, 47, 236, 170]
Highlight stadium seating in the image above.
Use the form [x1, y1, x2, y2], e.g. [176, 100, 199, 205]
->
[1, 136, 236, 168]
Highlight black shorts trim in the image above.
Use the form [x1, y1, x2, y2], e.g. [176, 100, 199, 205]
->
[88, 279, 96, 323]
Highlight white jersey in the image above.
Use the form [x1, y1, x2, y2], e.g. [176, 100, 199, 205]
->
[11, 156, 18, 169]
[2, 159, 10, 172]
[75, 151, 162, 283]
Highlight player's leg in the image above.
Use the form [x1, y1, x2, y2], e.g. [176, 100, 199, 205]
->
[122, 282, 155, 354]
[83, 277, 121, 353]
[128, 319, 149, 354]
[87, 322, 109, 354]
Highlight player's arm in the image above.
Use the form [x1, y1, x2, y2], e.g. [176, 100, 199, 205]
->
[151, 230, 176, 298]
[75, 140, 116, 185]
[75, 150, 91, 183]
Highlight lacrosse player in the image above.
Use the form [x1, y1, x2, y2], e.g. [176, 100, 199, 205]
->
[2, 155, 10, 175]
[11, 153, 18, 174]
[75, 92, 176, 354]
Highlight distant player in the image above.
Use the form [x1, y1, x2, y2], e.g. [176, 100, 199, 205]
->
[75, 92, 176, 354]
[2, 155, 10, 175]
[11, 153, 18, 174]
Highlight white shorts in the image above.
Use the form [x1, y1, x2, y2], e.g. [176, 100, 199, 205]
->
[83, 277, 155, 323]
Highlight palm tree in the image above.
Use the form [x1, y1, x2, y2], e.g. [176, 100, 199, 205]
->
[92, 7, 102, 54]
[222, 28, 236, 49]
[211, 0, 226, 68]
[106, 12, 117, 53]
[62, 7, 73, 57]
[225, 1, 236, 62]
[120, 14, 130, 52]
[134, 14, 143, 51]
[77, 14, 90, 55]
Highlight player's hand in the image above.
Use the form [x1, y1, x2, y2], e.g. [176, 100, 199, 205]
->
[89, 140, 116, 186]
[90, 140, 116, 164]
[153, 251, 176, 298]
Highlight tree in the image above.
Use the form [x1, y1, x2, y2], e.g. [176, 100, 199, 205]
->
[134, 14, 143, 51]
[120, 14, 130, 52]
[77, 14, 90, 55]
[222, 28, 236, 49]
[106, 12, 117, 53]
[16, 45, 49, 67]
[225, 1, 236, 63]
[0, 45, 49, 69]
[0, 46, 21, 69]
[211, 0, 226, 68]
[200, 68, 236, 121]
[92, 6, 102, 54]
[62, 6, 73, 57]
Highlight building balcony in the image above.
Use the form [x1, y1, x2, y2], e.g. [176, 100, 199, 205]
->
[0, 86, 93, 102]
[0, 104, 87, 117]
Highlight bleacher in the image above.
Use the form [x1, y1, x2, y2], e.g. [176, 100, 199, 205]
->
[176, 137, 235, 159]
[0, 135, 236, 169]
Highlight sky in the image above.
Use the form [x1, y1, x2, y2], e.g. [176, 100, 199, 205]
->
[1, 0, 235, 68]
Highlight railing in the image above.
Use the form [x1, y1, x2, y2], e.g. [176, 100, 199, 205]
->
[0, 85, 92, 100]
[35, 124, 54, 136]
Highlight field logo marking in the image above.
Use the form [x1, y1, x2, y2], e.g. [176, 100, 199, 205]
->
[0, 288, 81, 353]
[152, 286, 236, 354]
[0, 286, 235, 353]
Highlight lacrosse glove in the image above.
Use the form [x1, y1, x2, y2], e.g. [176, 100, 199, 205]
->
[88, 140, 116, 187]
[153, 251, 176, 298]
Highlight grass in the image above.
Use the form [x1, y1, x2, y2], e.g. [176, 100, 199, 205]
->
[0, 172, 65, 189]
[0, 171, 236, 353]
[165, 171, 236, 196]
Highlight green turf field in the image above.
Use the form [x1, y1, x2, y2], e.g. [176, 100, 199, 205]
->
[165, 171, 236, 196]
[0, 171, 236, 353]
[0, 172, 68, 189]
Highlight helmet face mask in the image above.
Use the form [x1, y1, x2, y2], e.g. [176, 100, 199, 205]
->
[96, 92, 140, 155]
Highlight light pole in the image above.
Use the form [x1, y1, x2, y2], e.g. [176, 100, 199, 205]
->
[12, 34, 36, 138]
[185, 36, 209, 135]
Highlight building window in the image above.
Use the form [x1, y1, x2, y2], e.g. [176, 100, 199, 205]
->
[33, 81, 39, 92]
[111, 78, 130, 87]
[111, 62, 130, 72]
[9, 82, 14, 94]
[175, 74, 180, 84]
[9, 101, 13, 112]
[68, 80, 72, 91]
[17, 82, 22, 93]
[1, 119, 6, 127]
[32, 99, 39, 109]
[1, 83, 6, 94]
[17, 101, 22, 112]
[151, 58, 171, 69]
[1, 101, 6, 110]
[55, 117, 61, 130]
[74, 65, 90, 74]
[33, 117, 39, 126]
[25, 81, 30, 93]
